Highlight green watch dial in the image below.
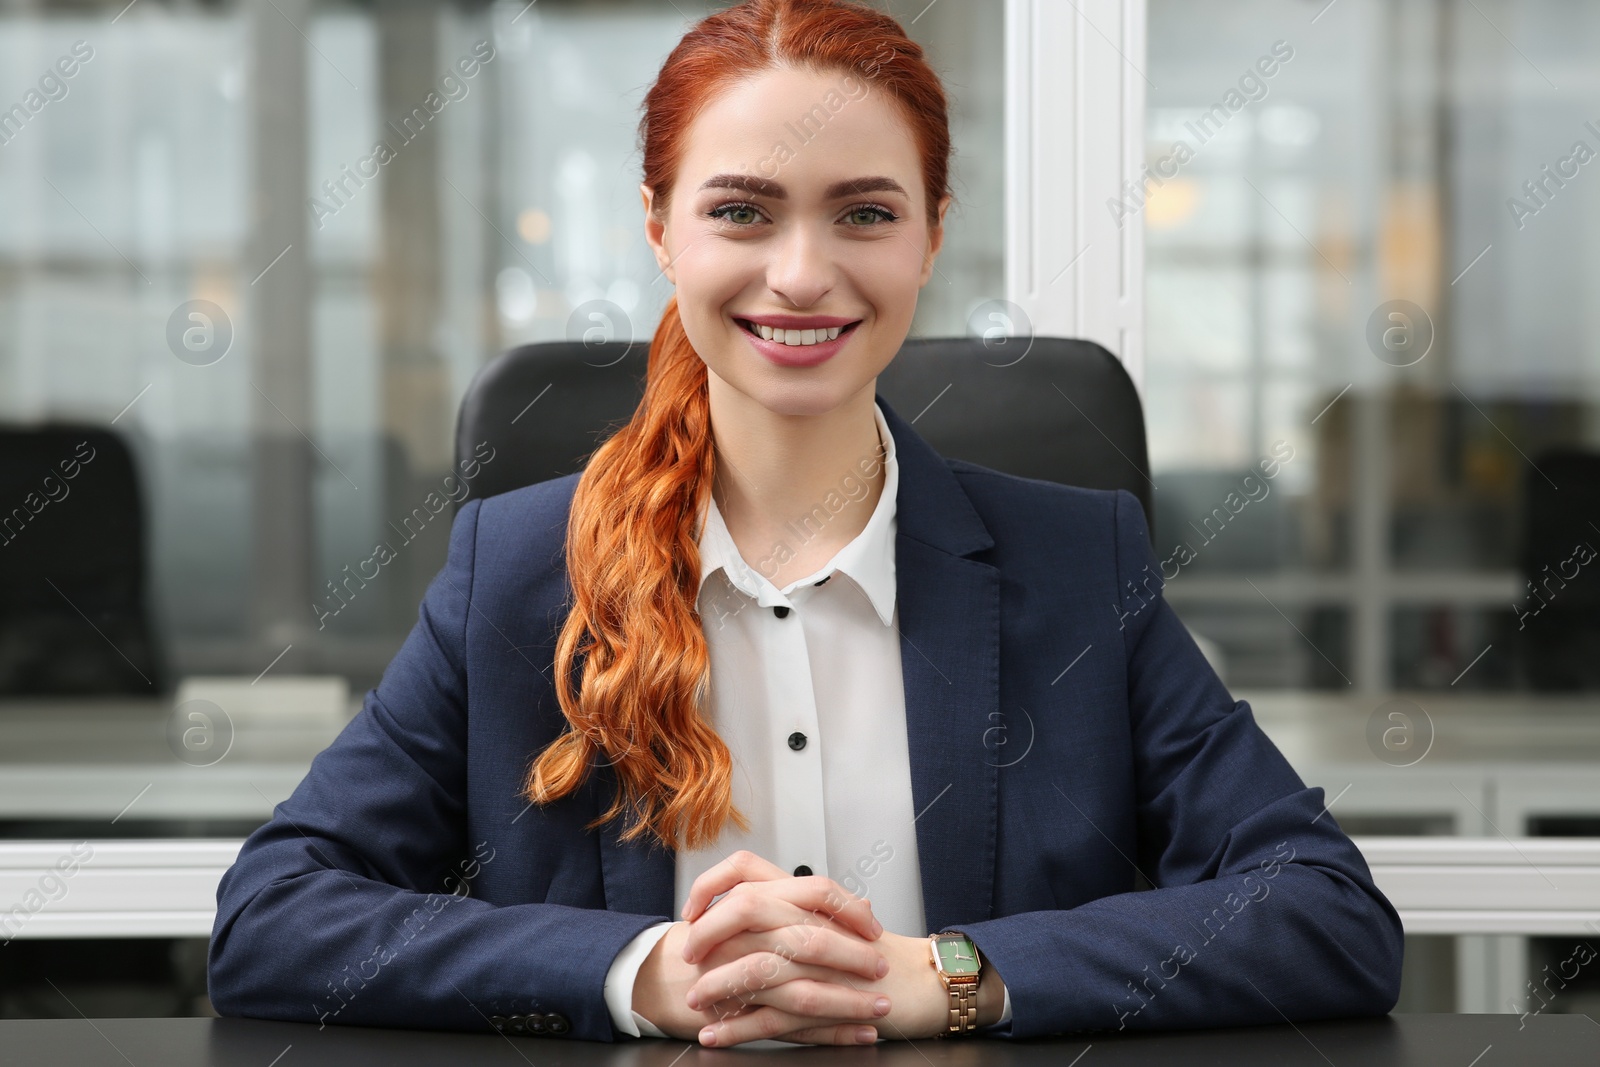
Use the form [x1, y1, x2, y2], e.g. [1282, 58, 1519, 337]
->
[935, 935, 981, 976]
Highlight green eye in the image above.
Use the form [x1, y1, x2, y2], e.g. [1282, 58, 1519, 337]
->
[848, 204, 897, 226]
[708, 202, 762, 226]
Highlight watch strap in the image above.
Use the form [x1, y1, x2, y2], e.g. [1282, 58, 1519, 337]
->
[937, 978, 980, 1036]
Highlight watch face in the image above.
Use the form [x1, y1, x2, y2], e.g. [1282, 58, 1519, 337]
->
[935, 936, 981, 976]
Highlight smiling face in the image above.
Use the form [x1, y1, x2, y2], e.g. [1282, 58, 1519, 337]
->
[642, 65, 951, 417]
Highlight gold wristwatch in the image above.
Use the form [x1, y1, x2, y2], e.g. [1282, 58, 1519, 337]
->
[927, 930, 982, 1036]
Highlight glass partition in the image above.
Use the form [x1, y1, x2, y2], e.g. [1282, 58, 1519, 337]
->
[0, 0, 1004, 710]
[1147, 0, 1600, 1020]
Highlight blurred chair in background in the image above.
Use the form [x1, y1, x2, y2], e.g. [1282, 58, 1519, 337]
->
[1519, 449, 1600, 690]
[0, 426, 165, 695]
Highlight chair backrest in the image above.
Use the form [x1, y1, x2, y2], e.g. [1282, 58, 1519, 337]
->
[0, 425, 164, 695]
[455, 335, 1152, 528]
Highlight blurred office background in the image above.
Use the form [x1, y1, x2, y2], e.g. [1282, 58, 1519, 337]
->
[0, 0, 1596, 1028]
[1144, 0, 1600, 1023]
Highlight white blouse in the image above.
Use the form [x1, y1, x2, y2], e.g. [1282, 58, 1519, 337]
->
[601, 399, 1011, 1038]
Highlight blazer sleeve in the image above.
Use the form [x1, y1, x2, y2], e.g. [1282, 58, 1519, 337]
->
[945, 488, 1404, 1039]
[206, 497, 673, 1041]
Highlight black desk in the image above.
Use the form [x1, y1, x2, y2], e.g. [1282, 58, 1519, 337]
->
[0, 1014, 1592, 1065]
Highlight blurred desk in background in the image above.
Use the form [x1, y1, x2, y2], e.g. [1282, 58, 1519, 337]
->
[5, 691, 1597, 830]
[0, 696, 354, 833]
[1243, 690, 1600, 836]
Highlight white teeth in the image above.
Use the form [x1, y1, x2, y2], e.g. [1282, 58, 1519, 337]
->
[751, 323, 846, 345]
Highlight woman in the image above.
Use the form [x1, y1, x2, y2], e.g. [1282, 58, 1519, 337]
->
[207, 0, 1403, 1049]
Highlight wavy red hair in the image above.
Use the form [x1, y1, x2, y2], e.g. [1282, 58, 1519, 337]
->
[521, 0, 952, 852]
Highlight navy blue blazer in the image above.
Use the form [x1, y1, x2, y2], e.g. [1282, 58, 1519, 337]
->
[208, 392, 1403, 1041]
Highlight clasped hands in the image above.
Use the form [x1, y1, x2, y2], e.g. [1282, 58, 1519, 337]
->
[631, 849, 999, 1047]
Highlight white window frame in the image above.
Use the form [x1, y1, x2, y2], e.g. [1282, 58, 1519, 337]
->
[1005, 0, 1147, 398]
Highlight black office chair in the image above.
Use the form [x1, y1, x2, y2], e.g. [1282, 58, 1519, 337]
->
[0, 425, 165, 695]
[454, 335, 1152, 532]
[1517, 449, 1600, 690]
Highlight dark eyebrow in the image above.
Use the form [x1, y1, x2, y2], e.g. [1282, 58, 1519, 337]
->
[696, 174, 909, 201]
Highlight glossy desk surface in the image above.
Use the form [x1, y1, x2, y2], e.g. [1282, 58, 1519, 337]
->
[0, 1014, 1592, 1066]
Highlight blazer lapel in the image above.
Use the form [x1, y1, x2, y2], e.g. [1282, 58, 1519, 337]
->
[875, 393, 1001, 936]
[594, 393, 1001, 935]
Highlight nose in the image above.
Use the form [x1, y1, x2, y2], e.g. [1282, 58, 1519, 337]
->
[765, 220, 837, 309]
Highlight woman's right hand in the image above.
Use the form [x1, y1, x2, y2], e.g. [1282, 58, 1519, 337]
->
[632, 914, 891, 1044]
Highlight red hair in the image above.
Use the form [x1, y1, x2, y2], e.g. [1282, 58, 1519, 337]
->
[522, 0, 953, 852]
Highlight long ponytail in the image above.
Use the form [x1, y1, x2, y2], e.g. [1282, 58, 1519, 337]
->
[523, 294, 748, 850]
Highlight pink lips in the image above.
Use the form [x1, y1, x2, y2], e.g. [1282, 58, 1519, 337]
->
[736, 318, 860, 368]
